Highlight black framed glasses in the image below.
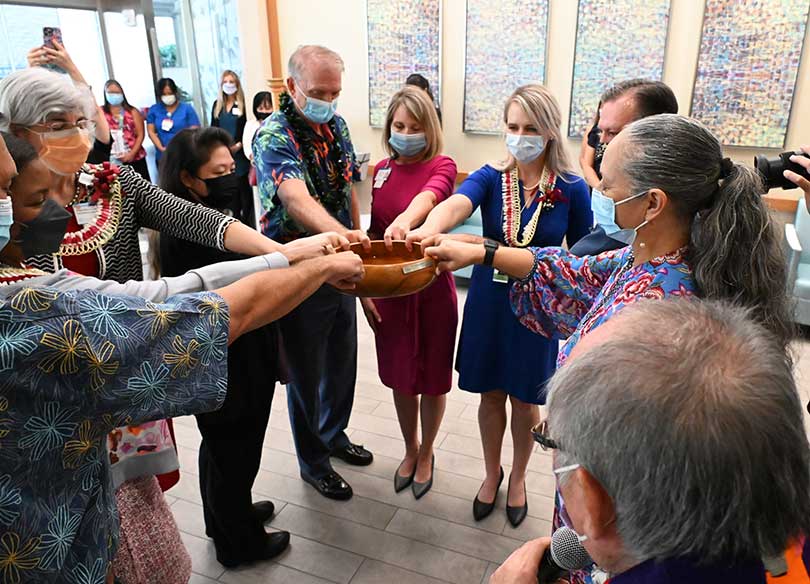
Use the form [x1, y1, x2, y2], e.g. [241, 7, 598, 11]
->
[531, 419, 558, 451]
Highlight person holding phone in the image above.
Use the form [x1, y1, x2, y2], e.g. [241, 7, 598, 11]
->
[27, 35, 111, 160]
[146, 78, 200, 163]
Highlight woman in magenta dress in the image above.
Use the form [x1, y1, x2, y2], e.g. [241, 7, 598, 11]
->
[363, 86, 458, 499]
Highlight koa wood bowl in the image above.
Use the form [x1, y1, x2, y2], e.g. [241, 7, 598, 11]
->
[346, 240, 437, 298]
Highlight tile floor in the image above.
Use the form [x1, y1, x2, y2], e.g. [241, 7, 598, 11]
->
[168, 283, 810, 584]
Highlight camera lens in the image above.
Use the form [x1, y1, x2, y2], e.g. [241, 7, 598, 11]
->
[754, 151, 810, 191]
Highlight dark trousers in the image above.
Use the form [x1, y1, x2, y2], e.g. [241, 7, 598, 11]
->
[194, 326, 277, 563]
[279, 285, 357, 479]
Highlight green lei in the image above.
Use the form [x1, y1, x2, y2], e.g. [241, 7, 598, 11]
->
[279, 91, 350, 202]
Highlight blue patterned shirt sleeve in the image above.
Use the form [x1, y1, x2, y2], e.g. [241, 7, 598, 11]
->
[0, 286, 229, 582]
[254, 116, 306, 219]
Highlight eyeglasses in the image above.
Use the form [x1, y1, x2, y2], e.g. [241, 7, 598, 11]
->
[531, 419, 559, 451]
[30, 119, 95, 133]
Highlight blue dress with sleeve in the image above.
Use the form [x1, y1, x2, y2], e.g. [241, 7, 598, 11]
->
[454, 164, 593, 404]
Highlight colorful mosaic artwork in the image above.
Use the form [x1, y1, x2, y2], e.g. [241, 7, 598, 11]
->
[568, 0, 670, 138]
[463, 0, 549, 134]
[367, 0, 441, 127]
[691, 0, 809, 148]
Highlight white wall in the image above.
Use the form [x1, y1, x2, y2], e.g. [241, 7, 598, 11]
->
[237, 0, 810, 179]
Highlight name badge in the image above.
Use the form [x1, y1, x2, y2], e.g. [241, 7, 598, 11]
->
[373, 167, 391, 189]
[73, 202, 98, 226]
[492, 269, 509, 284]
[232, 107, 241, 117]
[161, 118, 174, 132]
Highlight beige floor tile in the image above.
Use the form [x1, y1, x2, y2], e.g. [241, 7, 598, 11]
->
[349, 559, 450, 584]
[272, 504, 489, 584]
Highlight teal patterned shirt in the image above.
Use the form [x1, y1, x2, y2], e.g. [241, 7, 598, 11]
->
[0, 286, 229, 583]
[253, 108, 359, 242]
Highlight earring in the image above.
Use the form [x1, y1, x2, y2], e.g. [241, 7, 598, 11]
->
[638, 241, 646, 248]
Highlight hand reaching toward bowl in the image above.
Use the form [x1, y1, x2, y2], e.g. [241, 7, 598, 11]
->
[424, 239, 485, 274]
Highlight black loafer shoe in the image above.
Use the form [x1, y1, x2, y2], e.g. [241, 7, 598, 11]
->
[473, 467, 504, 521]
[331, 442, 374, 466]
[252, 500, 276, 524]
[215, 530, 291, 568]
[302, 471, 354, 500]
[506, 475, 528, 528]
[262, 530, 291, 560]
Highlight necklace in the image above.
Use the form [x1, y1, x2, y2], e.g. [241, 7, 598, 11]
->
[0, 264, 46, 286]
[501, 166, 557, 247]
[60, 165, 123, 256]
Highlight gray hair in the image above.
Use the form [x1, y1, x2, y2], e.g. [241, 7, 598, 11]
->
[0, 67, 94, 131]
[548, 299, 810, 564]
[287, 45, 344, 83]
[621, 114, 793, 350]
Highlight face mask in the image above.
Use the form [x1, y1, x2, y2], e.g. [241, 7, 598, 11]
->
[256, 110, 272, 121]
[297, 88, 338, 124]
[15, 198, 72, 257]
[200, 172, 240, 209]
[161, 94, 177, 106]
[389, 131, 426, 157]
[106, 92, 124, 106]
[506, 133, 545, 163]
[35, 128, 93, 176]
[0, 198, 12, 251]
[591, 188, 650, 245]
[222, 82, 238, 96]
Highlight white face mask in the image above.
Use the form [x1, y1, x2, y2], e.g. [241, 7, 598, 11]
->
[161, 94, 177, 106]
[222, 82, 238, 96]
[506, 133, 545, 163]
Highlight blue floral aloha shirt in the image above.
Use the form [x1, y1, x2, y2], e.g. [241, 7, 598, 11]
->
[0, 286, 229, 583]
[253, 108, 359, 242]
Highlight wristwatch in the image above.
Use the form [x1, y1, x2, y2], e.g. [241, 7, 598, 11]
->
[483, 239, 499, 267]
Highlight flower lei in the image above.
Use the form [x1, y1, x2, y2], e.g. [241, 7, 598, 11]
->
[278, 92, 350, 200]
[59, 163, 123, 257]
[501, 166, 566, 247]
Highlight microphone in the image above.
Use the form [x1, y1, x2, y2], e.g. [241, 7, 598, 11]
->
[537, 527, 594, 583]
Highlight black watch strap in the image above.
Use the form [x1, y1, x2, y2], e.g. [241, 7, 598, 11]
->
[483, 239, 499, 267]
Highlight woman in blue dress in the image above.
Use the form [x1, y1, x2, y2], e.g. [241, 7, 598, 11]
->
[405, 85, 592, 527]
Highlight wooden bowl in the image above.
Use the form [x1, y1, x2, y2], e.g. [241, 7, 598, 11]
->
[346, 241, 437, 298]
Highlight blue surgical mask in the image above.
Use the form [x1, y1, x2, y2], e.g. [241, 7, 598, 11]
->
[0, 197, 12, 251]
[106, 92, 124, 106]
[506, 133, 545, 163]
[389, 131, 426, 157]
[298, 89, 338, 124]
[591, 188, 650, 245]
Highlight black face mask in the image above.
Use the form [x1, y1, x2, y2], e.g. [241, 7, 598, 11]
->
[200, 172, 240, 209]
[256, 111, 272, 121]
[16, 198, 72, 257]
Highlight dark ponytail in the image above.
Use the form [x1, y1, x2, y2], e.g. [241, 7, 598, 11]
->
[624, 114, 794, 351]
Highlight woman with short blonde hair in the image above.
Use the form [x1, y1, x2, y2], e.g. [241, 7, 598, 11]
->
[403, 84, 593, 525]
[363, 85, 458, 499]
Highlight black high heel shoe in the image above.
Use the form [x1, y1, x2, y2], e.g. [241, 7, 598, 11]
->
[473, 467, 504, 521]
[412, 455, 434, 499]
[394, 460, 417, 493]
[506, 473, 528, 527]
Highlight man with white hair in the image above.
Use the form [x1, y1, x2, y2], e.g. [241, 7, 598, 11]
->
[254, 45, 372, 500]
[492, 299, 810, 583]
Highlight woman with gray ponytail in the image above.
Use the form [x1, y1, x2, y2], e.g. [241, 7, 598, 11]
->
[424, 113, 792, 584]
